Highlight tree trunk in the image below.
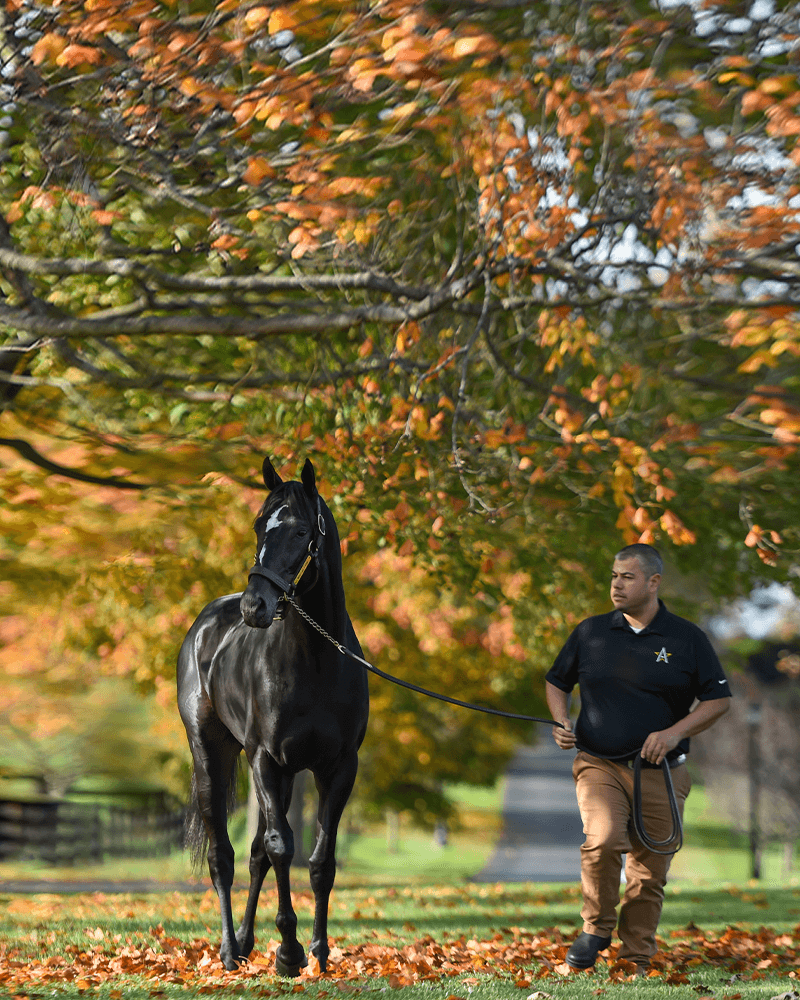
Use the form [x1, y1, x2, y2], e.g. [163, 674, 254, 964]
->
[386, 808, 399, 853]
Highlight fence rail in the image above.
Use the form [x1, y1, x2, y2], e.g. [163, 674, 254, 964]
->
[0, 796, 186, 865]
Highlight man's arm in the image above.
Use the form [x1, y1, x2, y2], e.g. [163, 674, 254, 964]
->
[546, 680, 577, 750]
[640, 697, 730, 765]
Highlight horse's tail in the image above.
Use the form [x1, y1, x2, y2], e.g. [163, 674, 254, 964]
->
[184, 756, 241, 873]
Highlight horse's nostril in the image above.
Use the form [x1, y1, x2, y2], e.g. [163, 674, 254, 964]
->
[240, 590, 263, 618]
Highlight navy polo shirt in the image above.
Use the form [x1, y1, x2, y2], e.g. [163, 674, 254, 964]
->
[545, 600, 731, 759]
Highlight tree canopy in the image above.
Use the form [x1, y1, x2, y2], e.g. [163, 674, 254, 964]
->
[1, 0, 799, 814]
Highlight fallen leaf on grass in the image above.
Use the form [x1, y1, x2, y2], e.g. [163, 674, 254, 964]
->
[2, 919, 800, 991]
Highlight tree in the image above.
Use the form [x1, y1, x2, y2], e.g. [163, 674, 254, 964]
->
[1, 0, 798, 570]
[1, 0, 800, 817]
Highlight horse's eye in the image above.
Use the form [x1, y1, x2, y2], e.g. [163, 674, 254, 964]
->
[297, 528, 308, 538]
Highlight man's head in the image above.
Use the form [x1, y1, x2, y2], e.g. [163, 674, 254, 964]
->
[610, 544, 662, 619]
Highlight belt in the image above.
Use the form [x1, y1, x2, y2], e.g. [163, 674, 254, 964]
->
[625, 752, 686, 770]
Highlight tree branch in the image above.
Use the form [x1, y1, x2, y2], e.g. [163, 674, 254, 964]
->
[0, 437, 151, 489]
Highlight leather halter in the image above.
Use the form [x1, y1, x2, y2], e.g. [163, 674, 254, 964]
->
[247, 495, 326, 619]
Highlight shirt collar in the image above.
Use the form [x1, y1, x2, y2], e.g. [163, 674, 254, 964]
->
[611, 599, 668, 635]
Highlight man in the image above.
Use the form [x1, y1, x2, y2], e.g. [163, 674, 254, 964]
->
[545, 543, 730, 973]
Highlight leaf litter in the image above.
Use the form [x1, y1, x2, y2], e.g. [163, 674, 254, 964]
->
[1, 910, 800, 992]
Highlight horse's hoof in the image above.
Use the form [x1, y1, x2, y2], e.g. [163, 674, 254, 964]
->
[234, 934, 254, 959]
[310, 952, 328, 974]
[275, 954, 306, 978]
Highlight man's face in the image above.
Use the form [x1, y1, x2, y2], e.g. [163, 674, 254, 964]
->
[610, 557, 659, 614]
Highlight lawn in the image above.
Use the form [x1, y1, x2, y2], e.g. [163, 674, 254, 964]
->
[1, 778, 799, 999]
[0, 881, 799, 998]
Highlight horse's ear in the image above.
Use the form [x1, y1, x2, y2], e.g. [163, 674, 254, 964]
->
[262, 457, 282, 491]
[301, 458, 317, 499]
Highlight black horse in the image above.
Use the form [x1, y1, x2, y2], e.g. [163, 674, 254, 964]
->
[177, 457, 369, 976]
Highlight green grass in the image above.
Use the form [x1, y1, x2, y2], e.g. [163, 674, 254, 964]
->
[0, 779, 506, 889]
[671, 782, 799, 886]
[2, 776, 800, 998]
[1, 775, 796, 891]
[0, 882, 799, 998]
[337, 779, 504, 884]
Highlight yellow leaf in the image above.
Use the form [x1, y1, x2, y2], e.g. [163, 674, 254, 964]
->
[30, 32, 68, 66]
[179, 76, 202, 97]
[718, 71, 754, 86]
[268, 7, 298, 34]
[244, 6, 270, 31]
[759, 74, 796, 95]
[452, 35, 485, 58]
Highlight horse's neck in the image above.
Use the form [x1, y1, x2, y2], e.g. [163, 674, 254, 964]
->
[300, 565, 347, 643]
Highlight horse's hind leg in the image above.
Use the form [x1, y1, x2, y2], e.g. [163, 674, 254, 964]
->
[189, 728, 244, 971]
[308, 752, 359, 973]
[251, 748, 307, 977]
[234, 804, 271, 958]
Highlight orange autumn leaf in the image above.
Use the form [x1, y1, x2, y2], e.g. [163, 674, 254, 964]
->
[268, 7, 298, 34]
[30, 32, 68, 65]
[242, 157, 274, 185]
[56, 43, 103, 67]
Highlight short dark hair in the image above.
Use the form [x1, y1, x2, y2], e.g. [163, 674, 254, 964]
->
[615, 543, 663, 578]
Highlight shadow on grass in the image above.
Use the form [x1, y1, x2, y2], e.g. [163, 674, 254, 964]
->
[684, 824, 749, 851]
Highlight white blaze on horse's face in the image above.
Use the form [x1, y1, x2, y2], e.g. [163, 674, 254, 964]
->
[258, 503, 288, 564]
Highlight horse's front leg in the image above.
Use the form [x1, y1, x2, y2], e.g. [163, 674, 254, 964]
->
[308, 752, 359, 973]
[251, 749, 306, 977]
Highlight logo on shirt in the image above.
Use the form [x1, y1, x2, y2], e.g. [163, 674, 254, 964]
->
[655, 647, 672, 663]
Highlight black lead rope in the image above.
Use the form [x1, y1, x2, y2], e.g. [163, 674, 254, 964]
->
[283, 593, 683, 855]
[632, 754, 683, 855]
[573, 745, 684, 856]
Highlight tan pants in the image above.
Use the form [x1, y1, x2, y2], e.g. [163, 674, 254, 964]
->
[573, 751, 691, 964]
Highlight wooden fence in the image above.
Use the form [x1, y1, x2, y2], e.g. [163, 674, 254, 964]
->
[0, 794, 186, 865]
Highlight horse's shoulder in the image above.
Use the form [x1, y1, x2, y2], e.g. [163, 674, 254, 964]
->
[180, 594, 244, 662]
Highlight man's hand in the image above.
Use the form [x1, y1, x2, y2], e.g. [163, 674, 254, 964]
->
[553, 717, 577, 750]
[640, 729, 681, 765]
[641, 698, 730, 764]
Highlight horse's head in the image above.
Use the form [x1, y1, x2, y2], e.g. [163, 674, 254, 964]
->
[240, 457, 327, 629]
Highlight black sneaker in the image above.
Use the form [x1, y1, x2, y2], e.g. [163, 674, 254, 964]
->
[566, 932, 612, 969]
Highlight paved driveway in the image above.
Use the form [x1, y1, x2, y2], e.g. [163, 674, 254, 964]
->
[473, 741, 583, 883]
